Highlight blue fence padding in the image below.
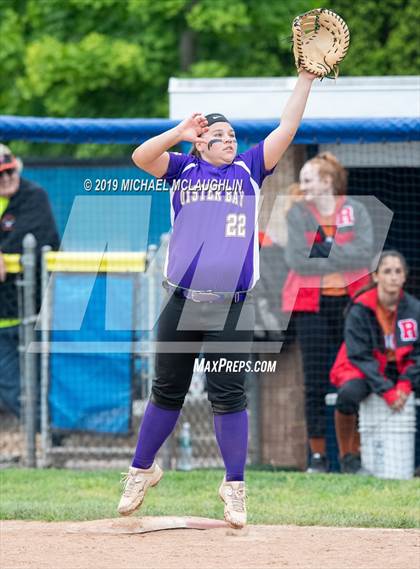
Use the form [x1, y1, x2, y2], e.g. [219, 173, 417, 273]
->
[49, 273, 134, 433]
[1, 116, 419, 144]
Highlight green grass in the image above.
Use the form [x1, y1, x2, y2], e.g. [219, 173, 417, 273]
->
[1, 468, 419, 528]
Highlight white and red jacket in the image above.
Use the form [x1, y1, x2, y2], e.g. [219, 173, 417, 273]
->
[330, 287, 420, 405]
[282, 197, 373, 312]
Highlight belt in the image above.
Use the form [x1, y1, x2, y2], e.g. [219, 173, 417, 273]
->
[163, 281, 248, 303]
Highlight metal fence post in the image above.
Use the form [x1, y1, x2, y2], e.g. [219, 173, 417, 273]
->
[20, 233, 38, 467]
[39, 245, 52, 467]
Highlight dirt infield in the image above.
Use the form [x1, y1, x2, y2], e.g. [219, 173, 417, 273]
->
[2, 518, 419, 569]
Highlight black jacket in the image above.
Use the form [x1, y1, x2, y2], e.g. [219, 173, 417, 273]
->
[0, 177, 60, 319]
[331, 287, 420, 398]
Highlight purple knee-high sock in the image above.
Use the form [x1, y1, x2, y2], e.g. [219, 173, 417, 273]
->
[213, 410, 248, 482]
[132, 401, 180, 469]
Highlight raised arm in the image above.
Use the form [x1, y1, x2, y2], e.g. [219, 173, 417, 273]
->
[263, 71, 316, 171]
[132, 113, 209, 178]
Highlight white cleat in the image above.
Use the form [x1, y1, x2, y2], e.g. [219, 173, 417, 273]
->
[117, 462, 163, 516]
[219, 478, 247, 528]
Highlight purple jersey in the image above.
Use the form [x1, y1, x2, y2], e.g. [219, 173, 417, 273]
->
[161, 141, 274, 292]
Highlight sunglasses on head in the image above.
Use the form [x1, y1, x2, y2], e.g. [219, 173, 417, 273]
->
[0, 168, 16, 178]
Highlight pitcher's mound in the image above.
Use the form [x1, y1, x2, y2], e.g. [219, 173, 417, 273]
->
[67, 516, 230, 534]
[2, 520, 419, 569]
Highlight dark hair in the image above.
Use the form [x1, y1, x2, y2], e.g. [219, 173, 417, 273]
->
[351, 250, 409, 302]
[189, 144, 201, 157]
[374, 249, 408, 276]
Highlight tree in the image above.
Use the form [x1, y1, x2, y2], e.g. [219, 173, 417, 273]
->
[1, 0, 418, 157]
[331, 0, 420, 76]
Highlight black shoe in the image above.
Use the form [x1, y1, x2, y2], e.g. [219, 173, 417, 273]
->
[306, 453, 329, 473]
[340, 453, 370, 475]
[51, 432, 67, 447]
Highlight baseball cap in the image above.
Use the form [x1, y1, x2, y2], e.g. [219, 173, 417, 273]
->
[0, 144, 20, 173]
[205, 113, 230, 127]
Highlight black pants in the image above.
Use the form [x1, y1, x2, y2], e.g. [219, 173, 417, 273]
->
[296, 295, 348, 438]
[0, 326, 21, 417]
[335, 379, 371, 415]
[336, 363, 400, 415]
[151, 293, 255, 414]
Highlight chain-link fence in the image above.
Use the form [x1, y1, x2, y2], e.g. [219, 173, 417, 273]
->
[7, 230, 418, 476]
[29, 237, 260, 469]
[1, 116, 419, 477]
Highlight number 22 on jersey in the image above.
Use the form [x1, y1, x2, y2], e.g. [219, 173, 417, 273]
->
[225, 213, 246, 237]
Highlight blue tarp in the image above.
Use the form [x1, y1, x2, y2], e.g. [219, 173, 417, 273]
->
[49, 273, 133, 433]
